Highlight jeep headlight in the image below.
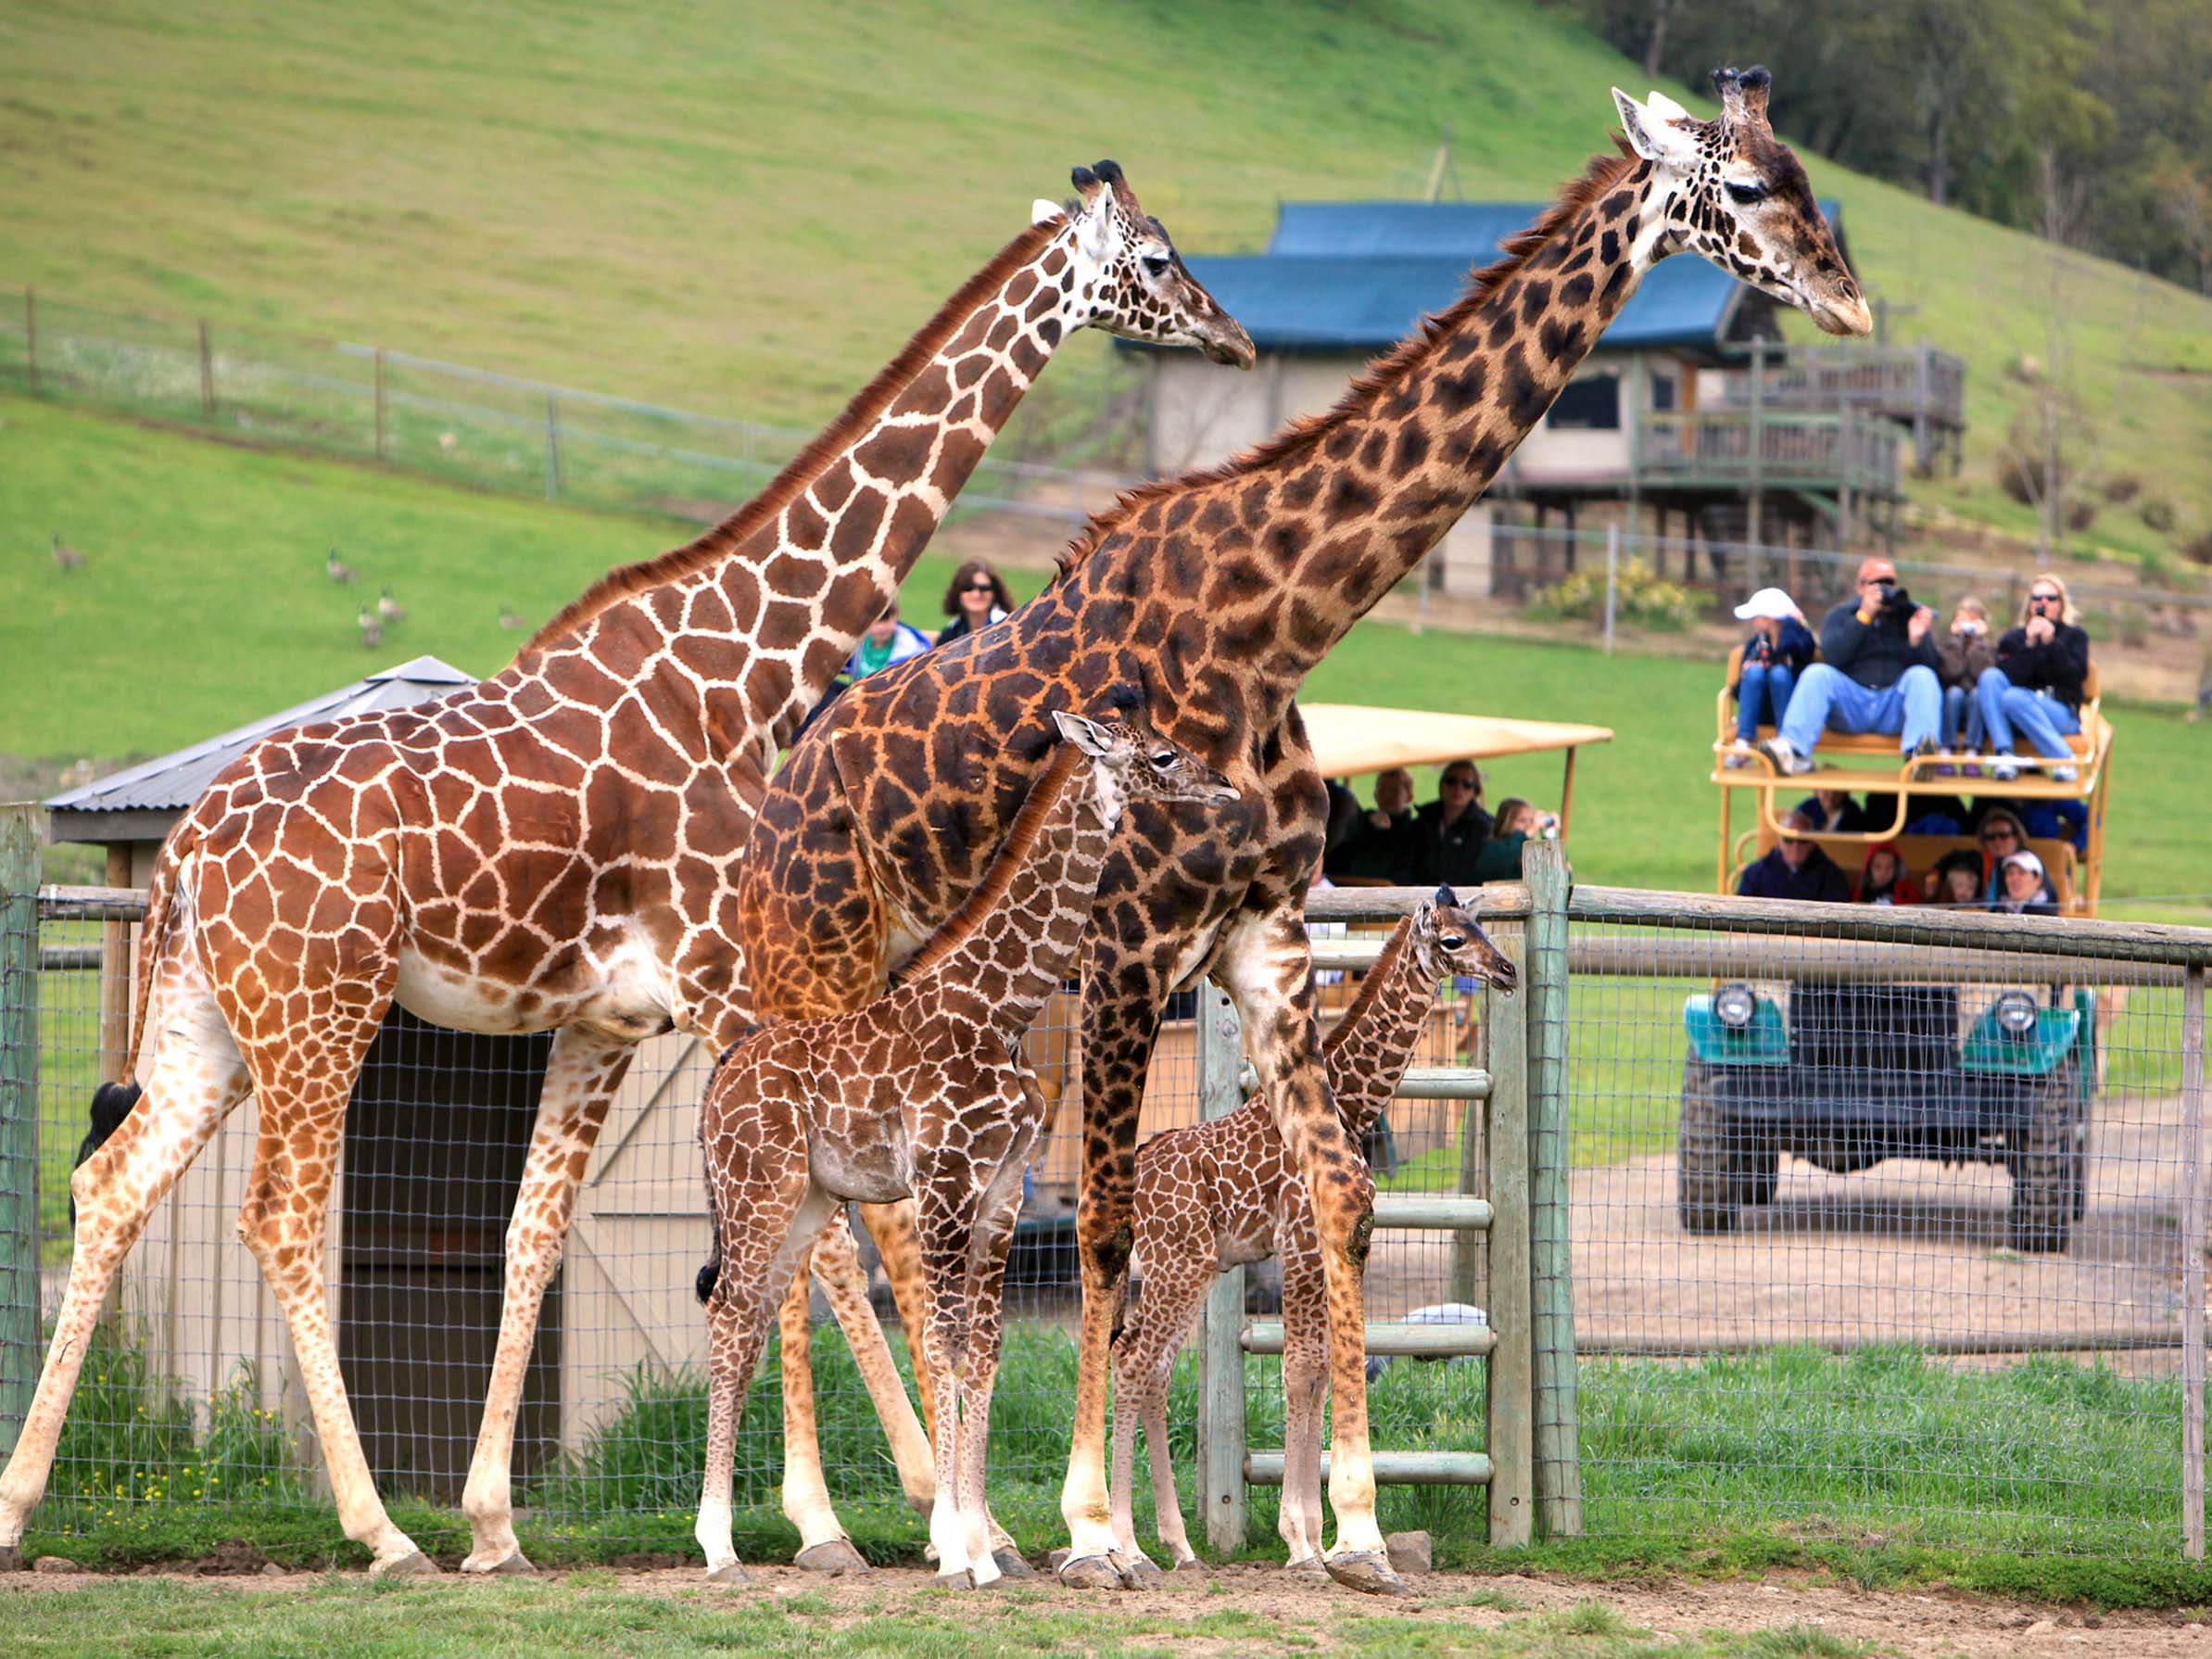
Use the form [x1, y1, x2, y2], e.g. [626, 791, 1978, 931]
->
[1992, 992, 2040, 1039]
[1713, 982, 1757, 1031]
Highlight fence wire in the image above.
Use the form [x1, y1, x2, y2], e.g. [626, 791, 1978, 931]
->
[6, 890, 2206, 1564]
[1562, 905, 2201, 1560]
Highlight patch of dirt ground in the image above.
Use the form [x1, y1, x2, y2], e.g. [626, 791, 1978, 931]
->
[8, 1563, 2210, 1656]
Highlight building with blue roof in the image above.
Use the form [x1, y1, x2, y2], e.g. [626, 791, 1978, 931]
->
[1135, 197, 1961, 600]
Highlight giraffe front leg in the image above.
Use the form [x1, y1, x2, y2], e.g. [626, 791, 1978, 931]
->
[1059, 971, 1169, 1590]
[810, 1209, 938, 1520]
[915, 1171, 980, 1589]
[1276, 1221, 1331, 1576]
[1216, 906, 1408, 1597]
[461, 1025, 635, 1576]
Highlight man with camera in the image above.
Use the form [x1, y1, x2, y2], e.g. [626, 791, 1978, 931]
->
[1758, 557, 1941, 777]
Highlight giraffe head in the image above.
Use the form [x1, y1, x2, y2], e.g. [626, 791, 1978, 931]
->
[1041, 160, 1256, 368]
[1612, 67, 1872, 337]
[1052, 709, 1239, 824]
[1411, 885, 1518, 995]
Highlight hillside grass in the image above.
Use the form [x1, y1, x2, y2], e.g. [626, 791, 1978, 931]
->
[6, 395, 2207, 909]
[2, 1, 2210, 553]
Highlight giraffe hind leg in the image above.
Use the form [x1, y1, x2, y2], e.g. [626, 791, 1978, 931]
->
[0, 965, 248, 1564]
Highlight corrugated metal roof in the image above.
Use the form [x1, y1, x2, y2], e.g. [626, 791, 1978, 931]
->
[1165, 196, 1844, 355]
[45, 654, 475, 817]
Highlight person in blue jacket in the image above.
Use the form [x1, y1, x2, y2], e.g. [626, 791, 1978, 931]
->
[1735, 809, 1851, 903]
[1723, 587, 1816, 768]
[1759, 557, 1942, 775]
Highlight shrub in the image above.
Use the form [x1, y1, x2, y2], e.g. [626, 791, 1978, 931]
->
[1526, 556, 1698, 632]
[2065, 500, 2099, 533]
[2184, 531, 2212, 568]
[2140, 497, 2178, 533]
[2100, 474, 2142, 504]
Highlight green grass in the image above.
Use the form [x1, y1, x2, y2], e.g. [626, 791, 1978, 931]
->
[0, 1577, 1922, 1659]
[2, 2, 2210, 556]
[6, 396, 2208, 908]
[24, 1323, 2196, 1602]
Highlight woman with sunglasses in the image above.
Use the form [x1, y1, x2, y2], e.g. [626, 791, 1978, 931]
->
[1971, 808, 2031, 903]
[1395, 761, 1495, 888]
[1976, 574, 2091, 784]
[933, 559, 1016, 648]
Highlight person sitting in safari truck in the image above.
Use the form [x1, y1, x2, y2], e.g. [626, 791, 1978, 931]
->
[1734, 808, 1850, 903]
[1978, 574, 2092, 785]
[1722, 588, 1815, 770]
[1758, 557, 1942, 776]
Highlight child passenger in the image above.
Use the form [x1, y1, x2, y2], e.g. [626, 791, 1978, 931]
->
[1724, 588, 1816, 769]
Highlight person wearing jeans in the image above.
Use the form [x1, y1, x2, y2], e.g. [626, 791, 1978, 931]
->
[1977, 574, 2091, 784]
[1724, 588, 1815, 769]
[1760, 558, 1942, 776]
[1935, 596, 1997, 762]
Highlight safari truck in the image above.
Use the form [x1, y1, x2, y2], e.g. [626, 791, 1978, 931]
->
[1682, 650, 2113, 1251]
[1007, 703, 1612, 1287]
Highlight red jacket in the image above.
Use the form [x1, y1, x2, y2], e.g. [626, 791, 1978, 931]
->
[1854, 841, 1923, 906]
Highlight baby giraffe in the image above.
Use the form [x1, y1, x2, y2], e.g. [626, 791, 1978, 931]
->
[693, 711, 1238, 1589]
[1110, 887, 1516, 1576]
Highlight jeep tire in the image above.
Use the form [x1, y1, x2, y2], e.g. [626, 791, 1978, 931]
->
[1678, 1061, 1775, 1232]
[2008, 1060, 2082, 1254]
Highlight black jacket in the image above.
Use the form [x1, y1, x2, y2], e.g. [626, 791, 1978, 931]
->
[1332, 809, 1417, 882]
[1735, 617, 1817, 693]
[1817, 596, 1940, 690]
[1394, 801, 1494, 887]
[1736, 843, 1851, 903]
[1994, 621, 2091, 712]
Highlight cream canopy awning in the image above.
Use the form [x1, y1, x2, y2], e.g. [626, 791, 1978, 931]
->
[1299, 703, 1612, 779]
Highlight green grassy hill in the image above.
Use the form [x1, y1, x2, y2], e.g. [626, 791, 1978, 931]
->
[6, 396, 2205, 909]
[4, 1, 2210, 555]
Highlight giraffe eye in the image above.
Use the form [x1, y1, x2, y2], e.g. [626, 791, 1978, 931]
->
[1439, 934, 1466, 951]
[1149, 750, 1177, 767]
[1139, 253, 1171, 278]
[1725, 180, 1769, 206]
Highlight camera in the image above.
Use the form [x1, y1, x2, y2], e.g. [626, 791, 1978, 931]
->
[1877, 581, 1915, 616]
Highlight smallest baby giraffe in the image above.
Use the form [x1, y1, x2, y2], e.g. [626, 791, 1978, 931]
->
[1110, 887, 1517, 1575]
[694, 711, 1237, 1589]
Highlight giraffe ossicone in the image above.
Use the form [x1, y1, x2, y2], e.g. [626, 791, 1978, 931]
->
[734, 66, 1864, 1598]
[691, 719, 1235, 1589]
[0, 158, 1251, 1580]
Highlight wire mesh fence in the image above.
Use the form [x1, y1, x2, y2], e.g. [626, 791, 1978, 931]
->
[3, 872, 2207, 1564]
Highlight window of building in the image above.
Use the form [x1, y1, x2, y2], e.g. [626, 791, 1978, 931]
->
[1546, 374, 1620, 430]
[1649, 371, 1677, 412]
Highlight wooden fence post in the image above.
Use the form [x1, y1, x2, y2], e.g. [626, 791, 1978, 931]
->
[373, 348, 388, 462]
[542, 393, 562, 500]
[0, 804, 42, 1453]
[1195, 980, 1248, 1555]
[1480, 945, 1534, 1548]
[21, 288, 36, 399]
[197, 320, 216, 422]
[2184, 964, 2206, 1561]
[1523, 839, 1583, 1536]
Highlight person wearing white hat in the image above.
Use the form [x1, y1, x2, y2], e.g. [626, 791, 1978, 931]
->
[1724, 588, 1816, 769]
[1991, 848, 2057, 917]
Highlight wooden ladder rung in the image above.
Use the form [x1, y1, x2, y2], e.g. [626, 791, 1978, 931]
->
[1242, 1319, 1496, 1359]
[1245, 1450, 1493, 1487]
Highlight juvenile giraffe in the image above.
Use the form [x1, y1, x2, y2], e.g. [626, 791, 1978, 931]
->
[693, 713, 1237, 1589]
[736, 67, 1868, 1594]
[0, 163, 1251, 1578]
[1110, 889, 1515, 1575]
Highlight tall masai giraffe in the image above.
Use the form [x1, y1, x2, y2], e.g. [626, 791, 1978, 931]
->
[1111, 889, 1515, 1575]
[693, 715, 1236, 1589]
[0, 163, 1251, 1579]
[736, 67, 1868, 1596]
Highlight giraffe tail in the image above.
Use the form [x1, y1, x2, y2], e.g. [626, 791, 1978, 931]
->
[695, 1169, 724, 1306]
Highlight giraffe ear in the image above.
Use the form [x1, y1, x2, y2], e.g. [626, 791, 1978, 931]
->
[1031, 198, 1064, 226]
[1434, 884, 1459, 909]
[1053, 709, 1115, 758]
[1613, 86, 1698, 168]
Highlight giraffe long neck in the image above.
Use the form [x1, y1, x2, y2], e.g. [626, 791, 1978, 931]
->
[899, 744, 1109, 1047]
[514, 216, 1095, 749]
[1321, 914, 1436, 1139]
[1092, 147, 1671, 745]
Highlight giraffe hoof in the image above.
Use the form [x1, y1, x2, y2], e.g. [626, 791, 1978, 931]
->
[793, 1539, 869, 1575]
[991, 1547, 1038, 1580]
[932, 1569, 975, 1591]
[1285, 1554, 1329, 1579]
[1169, 1558, 1210, 1580]
[1056, 1552, 1128, 1590]
[1115, 1553, 1164, 1587]
[705, 1562, 751, 1586]
[0, 1544, 23, 1575]
[1324, 1551, 1414, 1597]
[373, 1551, 441, 1580]
[461, 1550, 535, 1576]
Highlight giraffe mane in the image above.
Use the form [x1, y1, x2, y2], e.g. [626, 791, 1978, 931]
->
[893, 740, 1089, 986]
[1051, 139, 1637, 582]
[519, 216, 1068, 657]
[1323, 911, 1417, 1061]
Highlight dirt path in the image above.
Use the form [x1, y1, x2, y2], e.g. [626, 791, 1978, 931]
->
[6, 1561, 2206, 1655]
[1568, 1086, 2191, 1357]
